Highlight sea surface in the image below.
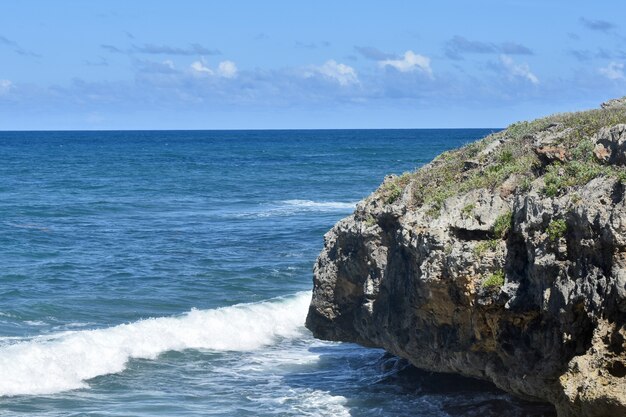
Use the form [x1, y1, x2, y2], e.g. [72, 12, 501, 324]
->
[0, 130, 555, 416]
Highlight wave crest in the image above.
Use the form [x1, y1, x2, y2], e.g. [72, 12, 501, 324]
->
[0, 292, 311, 396]
[232, 199, 356, 218]
[281, 200, 356, 210]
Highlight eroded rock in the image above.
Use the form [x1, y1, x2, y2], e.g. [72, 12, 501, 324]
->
[306, 102, 626, 417]
[594, 124, 626, 165]
[601, 96, 626, 109]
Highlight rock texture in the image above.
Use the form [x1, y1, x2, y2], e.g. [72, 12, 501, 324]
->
[602, 97, 626, 110]
[306, 99, 626, 417]
[594, 124, 626, 165]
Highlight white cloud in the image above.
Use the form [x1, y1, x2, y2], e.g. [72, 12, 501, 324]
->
[379, 50, 433, 77]
[0, 79, 13, 95]
[599, 62, 624, 80]
[309, 60, 359, 86]
[191, 60, 238, 78]
[499, 55, 539, 84]
[190, 60, 214, 75]
[218, 60, 238, 78]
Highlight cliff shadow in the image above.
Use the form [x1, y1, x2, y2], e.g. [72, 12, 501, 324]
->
[281, 343, 556, 417]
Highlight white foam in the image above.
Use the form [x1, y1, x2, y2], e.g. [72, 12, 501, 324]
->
[23, 320, 47, 326]
[232, 199, 356, 218]
[282, 199, 356, 210]
[0, 292, 312, 396]
[277, 390, 350, 417]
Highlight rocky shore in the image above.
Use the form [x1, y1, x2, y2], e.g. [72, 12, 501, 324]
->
[306, 98, 626, 416]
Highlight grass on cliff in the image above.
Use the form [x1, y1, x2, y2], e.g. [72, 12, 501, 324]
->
[483, 270, 505, 289]
[493, 211, 512, 239]
[377, 103, 626, 216]
[547, 219, 567, 241]
[381, 172, 412, 204]
[472, 211, 511, 256]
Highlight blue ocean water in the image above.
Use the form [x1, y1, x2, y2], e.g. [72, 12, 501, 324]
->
[0, 129, 555, 416]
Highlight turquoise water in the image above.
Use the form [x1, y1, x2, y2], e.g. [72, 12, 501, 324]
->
[0, 130, 554, 416]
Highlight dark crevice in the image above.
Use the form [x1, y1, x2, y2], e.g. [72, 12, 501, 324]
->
[611, 180, 625, 204]
[450, 226, 494, 241]
[569, 301, 595, 357]
[608, 329, 625, 355]
[608, 361, 626, 378]
[505, 231, 529, 282]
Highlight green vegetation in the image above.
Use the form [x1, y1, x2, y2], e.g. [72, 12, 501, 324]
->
[407, 131, 543, 217]
[474, 239, 499, 256]
[483, 270, 505, 289]
[504, 118, 555, 141]
[425, 188, 455, 217]
[493, 211, 512, 239]
[543, 159, 626, 197]
[472, 212, 510, 257]
[499, 149, 513, 164]
[385, 184, 403, 204]
[365, 215, 376, 227]
[547, 219, 567, 241]
[556, 107, 626, 149]
[382, 172, 411, 204]
[374, 101, 626, 212]
[518, 176, 533, 192]
[461, 203, 475, 217]
[535, 108, 626, 195]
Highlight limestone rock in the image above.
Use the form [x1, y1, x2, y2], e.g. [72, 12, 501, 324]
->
[532, 124, 572, 148]
[593, 124, 626, 165]
[535, 146, 569, 163]
[601, 96, 626, 109]
[306, 99, 626, 417]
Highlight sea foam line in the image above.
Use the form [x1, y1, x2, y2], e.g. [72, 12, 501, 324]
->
[281, 200, 357, 210]
[0, 292, 311, 396]
[232, 199, 356, 219]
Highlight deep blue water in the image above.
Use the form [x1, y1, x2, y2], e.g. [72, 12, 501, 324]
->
[0, 129, 554, 416]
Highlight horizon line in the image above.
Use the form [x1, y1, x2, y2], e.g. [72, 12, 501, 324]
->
[0, 127, 503, 133]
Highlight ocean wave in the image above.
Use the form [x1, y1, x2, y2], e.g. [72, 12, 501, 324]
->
[23, 320, 47, 326]
[274, 390, 350, 417]
[233, 200, 356, 218]
[281, 200, 356, 210]
[0, 292, 311, 396]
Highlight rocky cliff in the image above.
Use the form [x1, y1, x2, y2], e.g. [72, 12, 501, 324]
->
[306, 99, 626, 417]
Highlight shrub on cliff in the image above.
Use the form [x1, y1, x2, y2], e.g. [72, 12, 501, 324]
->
[375, 100, 626, 217]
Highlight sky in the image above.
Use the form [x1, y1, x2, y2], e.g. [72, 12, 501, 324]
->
[1, 0, 626, 130]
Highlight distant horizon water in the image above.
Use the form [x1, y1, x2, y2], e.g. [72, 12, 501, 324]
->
[0, 127, 503, 133]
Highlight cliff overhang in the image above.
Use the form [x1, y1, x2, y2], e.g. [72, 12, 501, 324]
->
[306, 98, 626, 417]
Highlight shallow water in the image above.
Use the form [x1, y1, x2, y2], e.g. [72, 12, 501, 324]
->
[0, 129, 555, 416]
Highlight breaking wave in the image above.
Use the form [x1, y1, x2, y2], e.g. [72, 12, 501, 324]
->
[0, 292, 311, 396]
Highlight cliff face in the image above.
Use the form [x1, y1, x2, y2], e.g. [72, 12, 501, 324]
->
[306, 100, 626, 417]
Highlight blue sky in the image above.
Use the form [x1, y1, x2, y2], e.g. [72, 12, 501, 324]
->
[1, 0, 625, 129]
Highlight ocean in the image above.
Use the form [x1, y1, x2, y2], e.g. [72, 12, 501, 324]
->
[0, 129, 555, 416]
